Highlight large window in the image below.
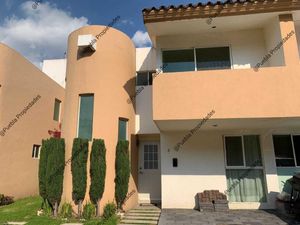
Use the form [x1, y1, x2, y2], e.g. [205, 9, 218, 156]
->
[78, 94, 94, 140]
[196, 47, 231, 70]
[224, 135, 267, 202]
[162, 49, 195, 72]
[162, 47, 231, 72]
[118, 118, 128, 141]
[136, 71, 156, 86]
[273, 135, 300, 167]
[53, 99, 61, 121]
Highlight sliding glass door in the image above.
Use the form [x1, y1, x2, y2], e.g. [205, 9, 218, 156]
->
[224, 135, 267, 202]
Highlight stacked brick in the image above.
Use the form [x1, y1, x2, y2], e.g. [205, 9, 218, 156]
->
[197, 190, 229, 212]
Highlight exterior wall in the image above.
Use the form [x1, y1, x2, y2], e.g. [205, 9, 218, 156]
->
[263, 16, 285, 67]
[42, 59, 67, 88]
[156, 29, 267, 69]
[153, 66, 300, 121]
[135, 47, 159, 134]
[160, 129, 299, 209]
[0, 43, 65, 199]
[61, 25, 138, 213]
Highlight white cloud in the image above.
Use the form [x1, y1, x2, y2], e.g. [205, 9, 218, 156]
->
[0, 1, 89, 67]
[132, 30, 151, 48]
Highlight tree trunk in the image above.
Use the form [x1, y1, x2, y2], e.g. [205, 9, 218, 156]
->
[96, 201, 99, 217]
[78, 200, 82, 217]
[53, 201, 58, 217]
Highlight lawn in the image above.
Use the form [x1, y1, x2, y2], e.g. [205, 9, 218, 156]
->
[0, 196, 118, 225]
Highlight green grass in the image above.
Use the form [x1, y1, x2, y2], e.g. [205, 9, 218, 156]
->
[0, 196, 118, 225]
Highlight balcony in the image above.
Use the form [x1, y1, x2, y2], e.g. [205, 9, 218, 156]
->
[152, 65, 300, 131]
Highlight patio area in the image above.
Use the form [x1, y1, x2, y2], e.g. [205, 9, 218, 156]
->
[158, 209, 300, 225]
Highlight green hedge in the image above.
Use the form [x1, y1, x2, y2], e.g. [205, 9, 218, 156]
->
[114, 140, 130, 209]
[71, 138, 89, 216]
[89, 139, 106, 216]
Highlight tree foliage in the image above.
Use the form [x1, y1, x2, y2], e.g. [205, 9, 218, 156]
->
[71, 138, 89, 215]
[114, 140, 130, 209]
[89, 139, 106, 215]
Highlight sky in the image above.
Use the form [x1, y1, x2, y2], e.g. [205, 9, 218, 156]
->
[0, 0, 209, 67]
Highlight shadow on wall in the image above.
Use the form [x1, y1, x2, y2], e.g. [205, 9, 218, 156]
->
[123, 77, 136, 111]
[77, 47, 95, 60]
[130, 134, 138, 189]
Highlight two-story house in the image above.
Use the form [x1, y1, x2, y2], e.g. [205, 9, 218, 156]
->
[2, 0, 300, 212]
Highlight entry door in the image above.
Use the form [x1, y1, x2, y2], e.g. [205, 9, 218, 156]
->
[138, 142, 161, 204]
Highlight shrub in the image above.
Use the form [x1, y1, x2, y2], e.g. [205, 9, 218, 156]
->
[60, 202, 73, 218]
[39, 139, 49, 201]
[114, 140, 130, 210]
[46, 138, 65, 217]
[82, 202, 96, 220]
[0, 194, 14, 206]
[89, 139, 106, 216]
[71, 138, 89, 216]
[102, 202, 116, 220]
[98, 215, 118, 225]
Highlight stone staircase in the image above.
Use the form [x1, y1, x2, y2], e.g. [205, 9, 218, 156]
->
[119, 204, 161, 225]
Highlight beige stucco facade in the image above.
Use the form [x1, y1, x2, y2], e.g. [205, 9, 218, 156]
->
[61, 25, 138, 213]
[0, 44, 64, 199]
[2, 0, 300, 214]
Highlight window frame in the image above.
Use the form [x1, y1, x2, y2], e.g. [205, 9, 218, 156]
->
[136, 71, 156, 86]
[32, 144, 41, 159]
[272, 134, 300, 167]
[118, 117, 129, 141]
[77, 94, 94, 141]
[143, 143, 159, 170]
[53, 98, 61, 122]
[224, 135, 264, 170]
[161, 45, 233, 72]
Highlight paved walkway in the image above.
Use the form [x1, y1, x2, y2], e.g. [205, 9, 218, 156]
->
[158, 209, 300, 225]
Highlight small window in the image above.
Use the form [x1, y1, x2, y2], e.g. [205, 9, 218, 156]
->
[78, 94, 94, 140]
[32, 145, 41, 159]
[53, 99, 61, 121]
[136, 71, 155, 86]
[273, 135, 300, 167]
[118, 118, 128, 141]
[144, 144, 158, 169]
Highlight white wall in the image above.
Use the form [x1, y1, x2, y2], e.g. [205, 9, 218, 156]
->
[263, 17, 285, 67]
[42, 59, 67, 88]
[160, 129, 284, 209]
[156, 29, 267, 70]
[135, 48, 160, 134]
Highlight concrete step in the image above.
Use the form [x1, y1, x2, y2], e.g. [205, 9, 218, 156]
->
[130, 209, 161, 213]
[124, 216, 159, 220]
[121, 219, 158, 224]
[126, 212, 161, 217]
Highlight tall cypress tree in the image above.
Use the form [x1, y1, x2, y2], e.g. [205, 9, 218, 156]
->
[114, 140, 130, 210]
[45, 138, 65, 217]
[89, 139, 106, 216]
[71, 138, 89, 216]
[39, 139, 49, 204]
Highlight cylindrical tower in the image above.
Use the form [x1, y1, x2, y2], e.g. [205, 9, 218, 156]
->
[61, 25, 138, 213]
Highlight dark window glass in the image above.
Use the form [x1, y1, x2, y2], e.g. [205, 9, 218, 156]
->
[118, 119, 128, 141]
[293, 135, 300, 166]
[196, 47, 231, 70]
[244, 135, 262, 167]
[273, 135, 295, 167]
[78, 94, 94, 140]
[53, 99, 61, 121]
[137, 72, 148, 86]
[225, 136, 244, 166]
[162, 49, 195, 72]
[32, 145, 41, 159]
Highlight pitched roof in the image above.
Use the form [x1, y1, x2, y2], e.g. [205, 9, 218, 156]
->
[143, 0, 300, 23]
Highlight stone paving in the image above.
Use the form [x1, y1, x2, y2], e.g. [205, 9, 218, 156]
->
[158, 209, 300, 225]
